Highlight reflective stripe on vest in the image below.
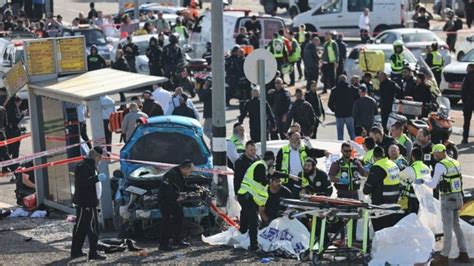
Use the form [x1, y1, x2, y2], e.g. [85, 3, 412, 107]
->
[440, 157, 462, 194]
[272, 39, 284, 58]
[336, 158, 360, 191]
[430, 51, 443, 71]
[325, 40, 336, 63]
[281, 144, 308, 177]
[391, 53, 404, 74]
[405, 160, 431, 198]
[374, 157, 401, 198]
[228, 135, 245, 154]
[288, 39, 301, 63]
[237, 160, 269, 206]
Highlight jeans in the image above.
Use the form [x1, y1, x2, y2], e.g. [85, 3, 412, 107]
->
[336, 117, 355, 141]
[441, 193, 467, 257]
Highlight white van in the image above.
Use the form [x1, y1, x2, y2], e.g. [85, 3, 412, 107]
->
[292, 0, 410, 38]
[188, 10, 286, 58]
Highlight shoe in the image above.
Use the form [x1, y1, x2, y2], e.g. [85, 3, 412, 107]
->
[461, 138, 468, 144]
[173, 240, 191, 247]
[298, 75, 303, 80]
[88, 253, 107, 261]
[159, 245, 174, 252]
[431, 254, 449, 265]
[454, 252, 471, 263]
[70, 251, 86, 259]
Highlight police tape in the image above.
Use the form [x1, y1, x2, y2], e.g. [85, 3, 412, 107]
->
[209, 202, 240, 230]
[14, 156, 84, 174]
[0, 133, 31, 147]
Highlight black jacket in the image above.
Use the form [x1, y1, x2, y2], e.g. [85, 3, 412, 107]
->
[73, 158, 99, 207]
[87, 54, 106, 71]
[172, 104, 197, 119]
[146, 45, 163, 66]
[303, 42, 319, 70]
[235, 33, 249, 45]
[265, 185, 292, 222]
[225, 55, 245, 83]
[462, 72, 474, 105]
[270, 88, 291, 117]
[0, 106, 8, 130]
[412, 83, 432, 105]
[162, 44, 184, 74]
[379, 135, 406, 157]
[239, 97, 275, 129]
[5, 101, 23, 128]
[298, 169, 333, 196]
[159, 166, 186, 202]
[234, 154, 259, 194]
[336, 40, 347, 64]
[304, 90, 325, 120]
[142, 99, 164, 117]
[123, 43, 139, 62]
[328, 80, 358, 118]
[402, 76, 417, 97]
[379, 79, 403, 113]
[111, 57, 129, 72]
[287, 99, 316, 133]
[352, 96, 378, 131]
[363, 165, 399, 205]
[198, 88, 212, 119]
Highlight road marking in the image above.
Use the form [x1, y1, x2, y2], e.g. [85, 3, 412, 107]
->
[464, 175, 474, 180]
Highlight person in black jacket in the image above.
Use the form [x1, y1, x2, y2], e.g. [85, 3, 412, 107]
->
[159, 160, 193, 251]
[14, 161, 35, 206]
[305, 80, 325, 138]
[235, 27, 249, 45]
[234, 141, 259, 194]
[87, 45, 106, 71]
[172, 94, 196, 119]
[123, 36, 139, 73]
[0, 105, 13, 178]
[141, 91, 164, 117]
[461, 64, 474, 144]
[198, 77, 212, 139]
[71, 147, 106, 260]
[303, 35, 320, 91]
[378, 72, 403, 130]
[146, 37, 164, 77]
[413, 73, 433, 117]
[268, 78, 291, 140]
[401, 66, 417, 97]
[265, 175, 292, 224]
[225, 46, 245, 106]
[287, 88, 316, 138]
[335, 33, 347, 78]
[328, 75, 358, 140]
[5, 96, 25, 159]
[111, 49, 129, 72]
[443, 9, 463, 53]
[239, 89, 276, 142]
[162, 34, 184, 80]
[369, 126, 406, 157]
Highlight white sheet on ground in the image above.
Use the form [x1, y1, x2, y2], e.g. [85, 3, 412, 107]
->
[369, 214, 435, 265]
[202, 216, 310, 258]
[415, 184, 474, 258]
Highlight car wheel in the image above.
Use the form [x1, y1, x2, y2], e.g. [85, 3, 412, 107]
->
[449, 98, 459, 105]
[374, 25, 390, 37]
[264, 0, 277, 15]
[289, 6, 299, 19]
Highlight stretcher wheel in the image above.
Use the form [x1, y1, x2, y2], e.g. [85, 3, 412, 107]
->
[312, 254, 322, 264]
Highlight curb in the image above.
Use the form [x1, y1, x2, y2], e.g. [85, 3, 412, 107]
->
[452, 127, 474, 137]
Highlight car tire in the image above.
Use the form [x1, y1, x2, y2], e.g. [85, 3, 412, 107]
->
[289, 6, 299, 19]
[264, 0, 277, 14]
[374, 25, 390, 37]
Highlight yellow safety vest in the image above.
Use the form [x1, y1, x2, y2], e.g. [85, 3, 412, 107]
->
[228, 135, 245, 154]
[173, 25, 187, 38]
[270, 38, 284, 58]
[297, 31, 306, 44]
[325, 40, 336, 63]
[430, 51, 444, 72]
[363, 149, 374, 166]
[374, 157, 401, 200]
[404, 160, 431, 198]
[335, 158, 361, 191]
[237, 160, 269, 206]
[398, 134, 408, 146]
[391, 53, 404, 74]
[288, 38, 301, 63]
[280, 144, 308, 177]
[439, 157, 462, 194]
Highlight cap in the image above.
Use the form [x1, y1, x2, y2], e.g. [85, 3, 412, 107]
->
[358, 84, 367, 92]
[263, 151, 275, 161]
[92, 146, 103, 155]
[432, 144, 446, 153]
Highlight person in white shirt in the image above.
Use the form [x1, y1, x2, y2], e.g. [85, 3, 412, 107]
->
[152, 83, 171, 114]
[358, 8, 370, 43]
[226, 123, 246, 169]
[166, 87, 199, 120]
[77, 104, 92, 149]
[100, 95, 115, 152]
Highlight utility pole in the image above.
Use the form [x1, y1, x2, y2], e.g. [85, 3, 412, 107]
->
[134, 0, 139, 21]
[211, 0, 228, 207]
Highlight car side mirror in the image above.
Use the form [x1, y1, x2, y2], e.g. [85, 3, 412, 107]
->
[2, 60, 11, 67]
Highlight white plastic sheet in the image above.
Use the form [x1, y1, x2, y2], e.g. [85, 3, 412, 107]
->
[369, 214, 435, 265]
[202, 217, 310, 258]
[225, 174, 241, 218]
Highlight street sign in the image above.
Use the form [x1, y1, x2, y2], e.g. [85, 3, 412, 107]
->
[243, 48, 277, 85]
[24, 39, 56, 76]
[56, 37, 87, 74]
[3, 62, 28, 97]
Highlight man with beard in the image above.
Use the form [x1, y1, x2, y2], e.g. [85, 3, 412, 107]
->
[268, 78, 291, 140]
[234, 141, 259, 194]
[299, 158, 333, 197]
[227, 123, 246, 170]
[369, 126, 406, 157]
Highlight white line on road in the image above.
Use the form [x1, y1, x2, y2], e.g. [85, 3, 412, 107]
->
[464, 175, 474, 180]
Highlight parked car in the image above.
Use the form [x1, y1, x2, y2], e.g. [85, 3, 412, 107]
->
[291, 0, 410, 38]
[116, 115, 214, 237]
[374, 28, 451, 66]
[440, 49, 474, 105]
[188, 9, 286, 58]
[123, 3, 183, 24]
[344, 44, 417, 79]
[61, 25, 114, 63]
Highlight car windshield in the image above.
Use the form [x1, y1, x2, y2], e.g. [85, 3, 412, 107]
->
[380, 49, 417, 63]
[129, 131, 207, 165]
[460, 50, 474, 62]
[74, 29, 107, 45]
[401, 32, 438, 43]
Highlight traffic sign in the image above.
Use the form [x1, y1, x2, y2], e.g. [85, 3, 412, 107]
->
[3, 62, 28, 96]
[56, 37, 87, 74]
[24, 39, 56, 76]
[243, 48, 277, 85]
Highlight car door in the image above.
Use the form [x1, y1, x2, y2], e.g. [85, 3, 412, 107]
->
[376, 32, 396, 44]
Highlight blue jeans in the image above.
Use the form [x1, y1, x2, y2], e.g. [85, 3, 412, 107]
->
[336, 117, 355, 141]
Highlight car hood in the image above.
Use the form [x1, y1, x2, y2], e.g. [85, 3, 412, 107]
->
[443, 62, 470, 74]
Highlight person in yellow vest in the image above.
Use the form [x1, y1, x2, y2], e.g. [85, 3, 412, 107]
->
[425, 42, 444, 86]
[321, 31, 339, 94]
[390, 121, 413, 158]
[363, 146, 401, 232]
[296, 25, 306, 80]
[267, 32, 288, 82]
[276, 132, 329, 194]
[390, 40, 406, 82]
[362, 136, 375, 171]
[419, 144, 470, 265]
[237, 151, 294, 251]
[329, 142, 367, 199]
[227, 123, 246, 169]
[172, 18, 189, 41]
[398, 148, 430, 215]
[287, 31, 301, 86]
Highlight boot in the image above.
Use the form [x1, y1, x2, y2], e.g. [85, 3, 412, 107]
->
[454, 252, 470, 263]
[88, 253, 107, 261]
[431, 254, 449, 265]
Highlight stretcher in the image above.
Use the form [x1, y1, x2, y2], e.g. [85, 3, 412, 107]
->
[281, 195, 403, 264]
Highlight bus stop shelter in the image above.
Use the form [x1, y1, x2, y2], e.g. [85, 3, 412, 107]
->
[27, 68, 166, 227]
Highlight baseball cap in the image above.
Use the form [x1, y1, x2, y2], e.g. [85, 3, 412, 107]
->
[432, 144, 446, 153]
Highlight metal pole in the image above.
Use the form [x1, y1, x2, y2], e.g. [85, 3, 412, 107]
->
[441, 0, 446, 19]
[258, 60, 267, 156]
[134, 0, 139, 21]
[211, 0, 227, 207]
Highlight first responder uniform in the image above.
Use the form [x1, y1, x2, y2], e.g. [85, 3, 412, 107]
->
[427, 50, 444, 86]
[399, 160, 431, 214]
[288, 37, 301, 85]
[362, 148, 374, 169]
[329, 158, 364, 199]
[227, 134, 245, 169]
[268, 36, 286, 76]
[322, 39, 338, 92]
[390, 41, 405, 82]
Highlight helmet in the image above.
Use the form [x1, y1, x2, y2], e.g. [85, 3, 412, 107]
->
[393, 40, 404, 48]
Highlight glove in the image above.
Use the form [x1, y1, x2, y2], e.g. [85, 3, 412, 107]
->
[98, 173, 107, 182]
[414, 179, 424, 185]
